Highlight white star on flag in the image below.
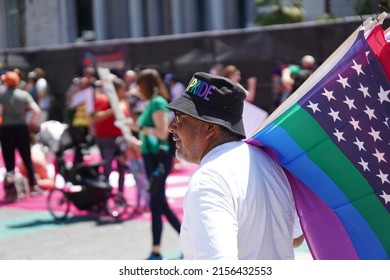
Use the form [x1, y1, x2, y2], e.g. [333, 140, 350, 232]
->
[351, 59, 365, 76]
[379, 191, 390, 204]
[372, 148, 387, 163]
[377, 86, 390, 104]
[368, 127, 382, 142]
[358, 83, 371, 98]
[307, 101, 321, 113]
[353, 137, 366, 151]
[343, 96, 357, 110]
[321, 88, 336, 101]
[328, 108, 341, 122]
[364, 105, 377, 120]
[349, 117, 362, 131]
[336, 74, 351, 89]
[376, 170, 390, 184]
[384, 118, 389, 128]
[358, 157, 370, 172]
[333, 129, 346, 142]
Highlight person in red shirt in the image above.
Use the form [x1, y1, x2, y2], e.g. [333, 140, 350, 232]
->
[92, 77, 130, 196]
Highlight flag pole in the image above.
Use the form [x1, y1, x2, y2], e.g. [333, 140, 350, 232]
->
[363, 11, 388, 39]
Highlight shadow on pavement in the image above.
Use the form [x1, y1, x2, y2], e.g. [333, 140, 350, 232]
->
[6, 214, 125, 229]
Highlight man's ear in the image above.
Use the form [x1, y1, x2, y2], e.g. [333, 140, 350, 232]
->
[202, 122, 216, 138]
[206, 122, 217, 131]
[206, 123, 222, 140]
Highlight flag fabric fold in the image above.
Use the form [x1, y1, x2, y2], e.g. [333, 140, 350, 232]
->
[367, 24, 390, 80]
[247, 13, 390, 260]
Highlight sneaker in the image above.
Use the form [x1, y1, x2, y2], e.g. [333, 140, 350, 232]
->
[30, 185, 45, 196]
[146, 252, 163, 260]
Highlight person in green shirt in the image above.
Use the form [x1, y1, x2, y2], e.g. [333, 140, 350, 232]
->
[127, 68, 181, 260]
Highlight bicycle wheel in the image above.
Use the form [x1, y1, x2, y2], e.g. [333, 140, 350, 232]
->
[105, 194, 127, 218]
[47, 189, 70, 220]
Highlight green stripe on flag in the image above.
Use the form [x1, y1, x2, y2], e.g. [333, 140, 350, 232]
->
[278, 104, 390, 253]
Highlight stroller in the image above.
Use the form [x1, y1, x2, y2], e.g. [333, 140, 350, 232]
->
[37, 121, 127, 220]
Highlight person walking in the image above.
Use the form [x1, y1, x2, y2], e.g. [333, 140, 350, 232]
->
[166, 72, 302, 260]
[92, 77, 129, 196]
[126, 68, 181, 260]
[0, 71, 41, 194]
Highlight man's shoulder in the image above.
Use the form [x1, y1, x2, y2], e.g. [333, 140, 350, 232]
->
[200, 142, 249, 172]
[14, 88, 31, 98]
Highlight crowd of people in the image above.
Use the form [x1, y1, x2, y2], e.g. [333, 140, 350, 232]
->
[0, 55, 315, 259]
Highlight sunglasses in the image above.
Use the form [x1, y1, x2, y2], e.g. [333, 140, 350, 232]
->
[173, 112, 193, 124]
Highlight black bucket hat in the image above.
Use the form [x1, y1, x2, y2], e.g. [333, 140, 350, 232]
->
[166, 72, 246, 139]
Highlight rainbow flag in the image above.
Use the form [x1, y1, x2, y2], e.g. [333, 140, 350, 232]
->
[247, 15, 390, 260]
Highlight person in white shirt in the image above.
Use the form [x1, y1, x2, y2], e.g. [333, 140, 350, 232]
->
[167, 72, 302, 260]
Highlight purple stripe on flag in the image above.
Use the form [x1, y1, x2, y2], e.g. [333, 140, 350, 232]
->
[285, 172, 359, 259]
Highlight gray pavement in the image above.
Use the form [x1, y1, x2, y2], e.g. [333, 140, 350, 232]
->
[0, 206, 182, 260]
[0, 205, 312, 260]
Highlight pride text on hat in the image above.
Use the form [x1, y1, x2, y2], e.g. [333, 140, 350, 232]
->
[185, 77, 215, 101]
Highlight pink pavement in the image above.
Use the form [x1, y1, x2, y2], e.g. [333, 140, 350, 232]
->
[0, 150, 196, 222]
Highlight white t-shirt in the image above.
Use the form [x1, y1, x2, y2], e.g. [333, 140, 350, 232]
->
[180, 141, 297, 260]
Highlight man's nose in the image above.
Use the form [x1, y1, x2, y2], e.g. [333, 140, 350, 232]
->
[168, 119, 176, 133]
